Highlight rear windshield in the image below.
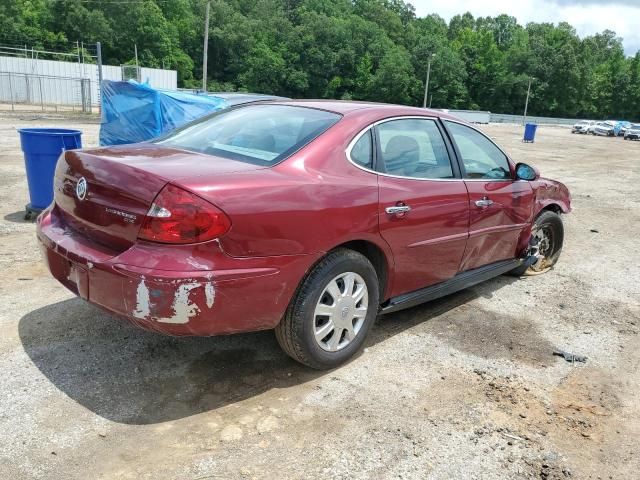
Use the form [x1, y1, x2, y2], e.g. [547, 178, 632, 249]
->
[154, 104, 341, 165]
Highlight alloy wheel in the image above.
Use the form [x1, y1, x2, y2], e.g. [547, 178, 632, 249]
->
[530, 225, 555, 273]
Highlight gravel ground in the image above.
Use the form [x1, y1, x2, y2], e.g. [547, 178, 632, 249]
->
[0, 113, 638, 480]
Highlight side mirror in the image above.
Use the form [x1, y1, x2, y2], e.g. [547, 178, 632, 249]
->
[515, 162, 539, 181]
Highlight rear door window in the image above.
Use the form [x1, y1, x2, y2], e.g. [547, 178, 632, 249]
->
[375, 118, 454, 179]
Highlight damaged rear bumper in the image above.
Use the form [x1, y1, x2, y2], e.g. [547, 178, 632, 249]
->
[36, 208, 318, 336]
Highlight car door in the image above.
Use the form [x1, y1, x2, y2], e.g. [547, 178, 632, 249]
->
[352, 117, 470, 297]
[443, 120, 535, 271]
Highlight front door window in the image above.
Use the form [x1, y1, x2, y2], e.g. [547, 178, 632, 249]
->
[444, 121, 511, 180]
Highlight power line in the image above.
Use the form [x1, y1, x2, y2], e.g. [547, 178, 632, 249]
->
[0, 35, 97, 50]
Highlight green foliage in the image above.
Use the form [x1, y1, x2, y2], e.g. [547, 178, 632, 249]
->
[0, 0, 638, 119]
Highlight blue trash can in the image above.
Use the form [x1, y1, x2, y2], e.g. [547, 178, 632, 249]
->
[523, 123, 538, 143]
[18, 128, 82, 217]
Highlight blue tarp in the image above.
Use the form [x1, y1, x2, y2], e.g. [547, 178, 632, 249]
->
[613, 121, 631, 136]
[99, 81, 286, 146]
[99, 81, 227, 146]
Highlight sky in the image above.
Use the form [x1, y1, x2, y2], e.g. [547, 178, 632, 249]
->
[411, 0, 640, 56]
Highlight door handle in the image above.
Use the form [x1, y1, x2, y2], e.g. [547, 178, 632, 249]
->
[385, 205, 411, 215]
[475, 197, 494, 208]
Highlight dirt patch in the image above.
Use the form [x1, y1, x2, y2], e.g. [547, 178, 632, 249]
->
[430, 304, 556, 366]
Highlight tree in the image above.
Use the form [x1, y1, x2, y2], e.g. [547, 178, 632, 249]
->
[0, 0, 638, 119]
[369, 47, 421, 105]
[49, 0, 112, 46]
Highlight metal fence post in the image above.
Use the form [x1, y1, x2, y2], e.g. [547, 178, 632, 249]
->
[25, 73, 30, 104]
[39, 76, 44, 111]
[80, 78, 91, 113]
[8, 74, 14, 111]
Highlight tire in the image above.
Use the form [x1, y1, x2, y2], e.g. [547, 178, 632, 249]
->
[275, 248, 380, 369]
[511, 211, 564, 276]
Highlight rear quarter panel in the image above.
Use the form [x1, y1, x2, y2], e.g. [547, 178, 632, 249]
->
[177, 111, 391, 259]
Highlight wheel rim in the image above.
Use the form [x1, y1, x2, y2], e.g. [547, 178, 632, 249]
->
[530, 225, 555, 273]
[313, 272, 369, 352]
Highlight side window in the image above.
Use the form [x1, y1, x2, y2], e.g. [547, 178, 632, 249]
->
[350, 129, 373, 169]
[445, 121, 511, 180]
[376, 119, 454, 179]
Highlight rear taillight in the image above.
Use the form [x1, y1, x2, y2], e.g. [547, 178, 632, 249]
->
[138, 184, 231, 244]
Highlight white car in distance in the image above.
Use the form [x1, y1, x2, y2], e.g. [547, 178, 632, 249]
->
[571, 120, 594, 134]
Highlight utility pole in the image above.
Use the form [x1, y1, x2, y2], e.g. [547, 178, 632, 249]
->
[202, 1, 210, 92]
[523, 77, 533, 125]
[422, 53, 435, 109]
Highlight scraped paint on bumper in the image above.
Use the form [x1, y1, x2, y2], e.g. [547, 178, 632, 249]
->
[37, 207, 318, 336]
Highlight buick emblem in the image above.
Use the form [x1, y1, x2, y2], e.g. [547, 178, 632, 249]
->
[76, 177, 88, 200]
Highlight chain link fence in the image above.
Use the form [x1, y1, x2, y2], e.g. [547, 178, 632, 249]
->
[0, 42, 98, 113]
[0, 72, 92, 112]
[0, 42, 176, 114]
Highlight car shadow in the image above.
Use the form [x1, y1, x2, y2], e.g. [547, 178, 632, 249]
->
[4, 210, 31, 223]
[19, 275, 518, 425]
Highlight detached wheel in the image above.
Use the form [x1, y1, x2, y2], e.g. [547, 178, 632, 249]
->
[511, 211, 564, 276]
[275, 249, 379, 369]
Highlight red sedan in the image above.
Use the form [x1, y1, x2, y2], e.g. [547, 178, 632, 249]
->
[37, 101, 571, 369]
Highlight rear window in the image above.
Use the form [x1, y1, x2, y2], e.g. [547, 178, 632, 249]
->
[154, 104, 341, 165]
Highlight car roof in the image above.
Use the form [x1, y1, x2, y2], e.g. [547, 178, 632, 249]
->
[211, 93, 289, 106]
[264, 99, 451, 118]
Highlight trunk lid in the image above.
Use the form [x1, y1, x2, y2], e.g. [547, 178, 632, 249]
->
[54, 144, 264, 251]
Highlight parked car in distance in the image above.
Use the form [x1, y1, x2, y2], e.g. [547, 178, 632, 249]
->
[592, 121, 616, 137]
[571, 120, 594, 134]
[616, 121, 632, 137]
[623, 123, 640, 140]
[37, 101, 571, 369]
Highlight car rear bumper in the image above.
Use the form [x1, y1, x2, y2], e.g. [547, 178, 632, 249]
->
[37, 207, 318, 336]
